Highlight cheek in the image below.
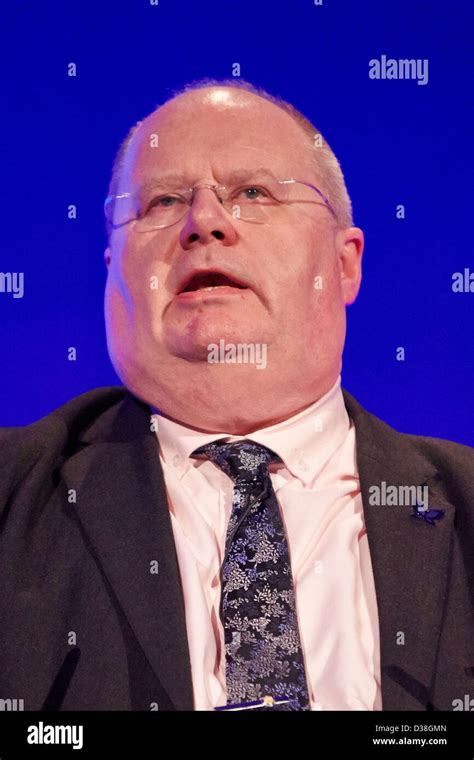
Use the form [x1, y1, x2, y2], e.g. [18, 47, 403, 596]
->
[303, 225, 342, 296]
[270, 227, 343, 336]
[274, 224, 337, 298]
[107, 238, 170, 319]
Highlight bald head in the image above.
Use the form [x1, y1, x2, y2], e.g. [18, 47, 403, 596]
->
[106, 79, 353, 231]
[118, 86, 324, 209]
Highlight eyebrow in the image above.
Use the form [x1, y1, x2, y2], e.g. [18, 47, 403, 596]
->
[136, 167, 281, 195]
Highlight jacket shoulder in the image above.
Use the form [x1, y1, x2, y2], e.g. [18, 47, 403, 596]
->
[342, 387, 474, 484]
[0, 386, 127, 489]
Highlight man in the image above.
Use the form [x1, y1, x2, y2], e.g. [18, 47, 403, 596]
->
[0, 78, 473, 712]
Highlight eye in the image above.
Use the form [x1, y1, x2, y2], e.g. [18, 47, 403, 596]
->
[234, 185, 272, 202]
[145, 194, 187, 213]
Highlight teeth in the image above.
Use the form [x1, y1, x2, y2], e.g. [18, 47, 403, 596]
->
[202, 285, 228, 291]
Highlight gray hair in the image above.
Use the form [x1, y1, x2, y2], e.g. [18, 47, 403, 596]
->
[106, 77, 353, 233]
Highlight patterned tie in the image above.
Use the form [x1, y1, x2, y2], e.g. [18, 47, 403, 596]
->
[191, 440, 311, 711]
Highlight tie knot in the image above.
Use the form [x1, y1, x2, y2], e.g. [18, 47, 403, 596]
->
[191, 440, 281, 483]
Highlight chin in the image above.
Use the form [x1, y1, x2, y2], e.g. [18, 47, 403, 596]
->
[167, 316, 256, 356]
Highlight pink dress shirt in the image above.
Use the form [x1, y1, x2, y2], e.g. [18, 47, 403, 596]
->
[151, 375, 382, 710]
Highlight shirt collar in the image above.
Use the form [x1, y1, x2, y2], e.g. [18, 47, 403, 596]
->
[151, 375, 350, 486]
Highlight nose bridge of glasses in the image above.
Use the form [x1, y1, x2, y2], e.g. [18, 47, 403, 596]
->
[190, 183, 227, 205]
[186, 183, 267, 224]
[179, 184, 241, 227]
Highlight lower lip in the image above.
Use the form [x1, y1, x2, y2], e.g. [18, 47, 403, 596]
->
[175, 286, 249, 301]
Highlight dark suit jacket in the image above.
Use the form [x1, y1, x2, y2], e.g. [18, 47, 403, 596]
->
[0, 386, 473, 711]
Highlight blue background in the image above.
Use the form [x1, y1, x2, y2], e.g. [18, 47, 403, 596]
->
[1, 0, 472, 444]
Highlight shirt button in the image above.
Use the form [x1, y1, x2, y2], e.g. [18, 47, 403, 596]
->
[172, 454, 181, 467]
[297, 459, 308, 472]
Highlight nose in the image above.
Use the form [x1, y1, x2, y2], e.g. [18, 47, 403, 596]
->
[179, 187, 238, 249]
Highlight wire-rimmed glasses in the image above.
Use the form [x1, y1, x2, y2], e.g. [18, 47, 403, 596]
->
[104, 177, 337, 232]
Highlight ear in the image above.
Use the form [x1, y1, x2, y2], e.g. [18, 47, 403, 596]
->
[335, 227, 364, 305]
[104, 246, 111, 269]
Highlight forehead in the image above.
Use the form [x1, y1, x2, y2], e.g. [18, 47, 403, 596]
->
[122, 89, 315, 189]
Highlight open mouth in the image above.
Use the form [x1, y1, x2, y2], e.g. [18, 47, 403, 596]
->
[179, 272, 248, 294]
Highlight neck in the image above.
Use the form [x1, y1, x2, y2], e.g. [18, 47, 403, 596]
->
[132, 364, 340, 434]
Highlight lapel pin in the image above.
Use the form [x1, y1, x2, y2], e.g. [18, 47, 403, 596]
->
[411, 502, 445, 526]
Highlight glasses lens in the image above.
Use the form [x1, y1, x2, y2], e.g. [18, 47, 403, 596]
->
[104, 193, 139, 228]
[105, 190, 190, 231]
[223, 178, 289, 222]
[136, 191, 190, 230]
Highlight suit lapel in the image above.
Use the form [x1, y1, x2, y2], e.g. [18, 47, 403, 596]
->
[343, 390, 456, 710]
[61, 393, 194, 711]
[58, 385, 457, 711]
